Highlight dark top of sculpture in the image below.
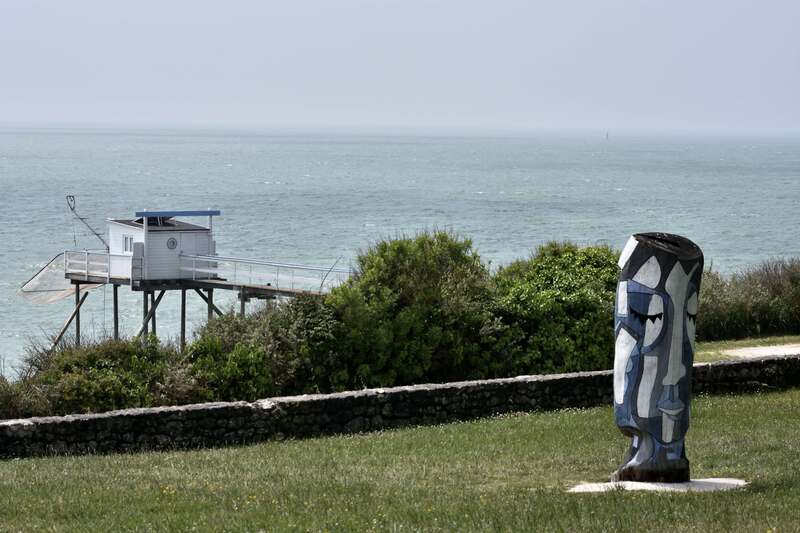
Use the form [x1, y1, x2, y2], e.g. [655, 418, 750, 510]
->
[633, 232, 703, 262]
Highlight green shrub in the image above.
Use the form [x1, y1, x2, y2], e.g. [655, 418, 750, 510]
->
[492, 242, 619, 374]
[0, 376, 50, 420]
[19, 235, 800, 420]
[188, 295, 338, 399]
[697, 258, 800, 341]
[269, 294, 339, 393]
[189, 338, 274, 402]
[324, 231, 498, 390]
[6, 337, 196, 417]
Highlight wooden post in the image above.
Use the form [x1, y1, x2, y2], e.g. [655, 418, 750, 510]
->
[142, 291, 149, 336]
[193, 288, 223, 317]
[74, 283, 81, 346]
[135, 291, 166, 338]
[52, 291, 89, 351]
[150, 291, 157, 335]
[207, 288, 214, 322]
[180, 288, 186, 352]
[113, 284, 119, 341]
[239, 290, 246, 317]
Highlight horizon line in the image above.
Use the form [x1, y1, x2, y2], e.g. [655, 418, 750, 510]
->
[1, 121, 799, 139]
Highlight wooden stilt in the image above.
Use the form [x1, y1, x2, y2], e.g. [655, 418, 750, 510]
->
[239, 290, 246, 317]
[207, 288, 214, 322]
[150, 291, 157, 335]
[113, 284, 119, 341]
[74, 283, 81, 346]
[52, 291, 89, 351]
[194, 288, 223, 317]
[135, 290, 166, 338]
[142, 291, 149, 336]
[180, 288, 186, 352]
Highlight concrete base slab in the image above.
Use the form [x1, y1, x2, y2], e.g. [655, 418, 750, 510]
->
[568, 478, 747, 493]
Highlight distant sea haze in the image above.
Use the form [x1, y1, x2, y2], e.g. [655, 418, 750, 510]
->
[1, 128, 799, 371]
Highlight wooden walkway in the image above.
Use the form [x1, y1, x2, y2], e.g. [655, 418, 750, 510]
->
[61, 273, 322, 353]
[65, 273, 317, 299]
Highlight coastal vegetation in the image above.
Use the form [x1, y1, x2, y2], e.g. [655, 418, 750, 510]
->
[1, 389, 798, 531]
[697, 257, 800, 340]
[3, 231, 800, 418]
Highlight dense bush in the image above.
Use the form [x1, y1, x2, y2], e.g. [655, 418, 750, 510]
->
[8, 231, 800, 420]
[697, 258, 800, 341]
[0, 375, 50, 420]
[324, 231, 500, 389]
[0, 236, 624, 418]
[493, 242, 619, 374]
[188, 295, 338, 400]
[4, 337, 198, 418]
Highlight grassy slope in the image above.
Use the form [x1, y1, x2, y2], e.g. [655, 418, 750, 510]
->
[1, 389, 799, 531]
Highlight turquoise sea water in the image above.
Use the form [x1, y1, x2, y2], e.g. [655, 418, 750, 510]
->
[1, 128, 799, 373]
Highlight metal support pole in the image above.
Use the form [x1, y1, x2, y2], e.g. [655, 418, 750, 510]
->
[74, 283, 81, 346]
[180, 288, 187, 352]
[150, 291, 157, 335]
[142, 291, 149, 336]
[207, 288, 214, 322]
[113, 284, 119, 341]
[240, 290, 246, 317]
[143, 214, 148, 280]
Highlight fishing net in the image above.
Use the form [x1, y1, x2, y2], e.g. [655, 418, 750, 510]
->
[19, 253, 102, 304]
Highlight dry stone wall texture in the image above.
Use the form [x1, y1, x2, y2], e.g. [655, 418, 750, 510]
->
[2, 355, 799, 459]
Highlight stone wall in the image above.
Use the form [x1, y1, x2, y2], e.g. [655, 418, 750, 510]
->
[2, 354, 799, 459]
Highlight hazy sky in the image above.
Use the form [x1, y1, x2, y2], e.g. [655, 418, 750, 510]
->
[1, 0, 798, 132]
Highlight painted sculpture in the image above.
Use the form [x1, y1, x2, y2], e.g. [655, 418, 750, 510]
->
[612, 233, 703, 483]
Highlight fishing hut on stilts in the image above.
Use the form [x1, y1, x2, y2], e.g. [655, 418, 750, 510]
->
[21, 203, 351, 352]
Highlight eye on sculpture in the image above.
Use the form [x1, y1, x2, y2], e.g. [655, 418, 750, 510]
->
[639, 295, 664, 347]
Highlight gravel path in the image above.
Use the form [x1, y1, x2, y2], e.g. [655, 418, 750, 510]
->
[723, 344, 800, 359]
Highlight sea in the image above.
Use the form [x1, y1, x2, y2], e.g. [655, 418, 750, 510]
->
[1, 127, 799, 375]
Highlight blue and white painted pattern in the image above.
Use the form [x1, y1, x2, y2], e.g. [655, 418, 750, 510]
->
[612, 232, 704, 482]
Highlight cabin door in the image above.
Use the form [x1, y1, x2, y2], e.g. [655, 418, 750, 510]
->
[180, 233, 198, 255]
[180, 233, 198, 279]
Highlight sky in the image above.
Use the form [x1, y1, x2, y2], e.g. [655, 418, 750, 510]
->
[1, 0, 798, 132]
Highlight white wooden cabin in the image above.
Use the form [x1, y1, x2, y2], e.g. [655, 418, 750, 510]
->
[105, 210, 217, 280]
[64, 210, 219, 282]
[107, 210, 218, 280]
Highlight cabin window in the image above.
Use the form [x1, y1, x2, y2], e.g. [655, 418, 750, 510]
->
[123, 235, 134, 253]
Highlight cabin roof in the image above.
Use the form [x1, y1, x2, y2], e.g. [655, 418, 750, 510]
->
[109, 218, 209, 232]
[134, 210, 220, 218]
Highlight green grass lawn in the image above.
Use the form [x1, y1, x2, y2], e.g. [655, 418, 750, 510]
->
[1, 389, 799, 531]
[694, 334, 800, 363]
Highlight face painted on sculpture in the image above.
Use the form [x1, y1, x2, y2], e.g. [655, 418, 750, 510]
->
[614, 234, 703, 444]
